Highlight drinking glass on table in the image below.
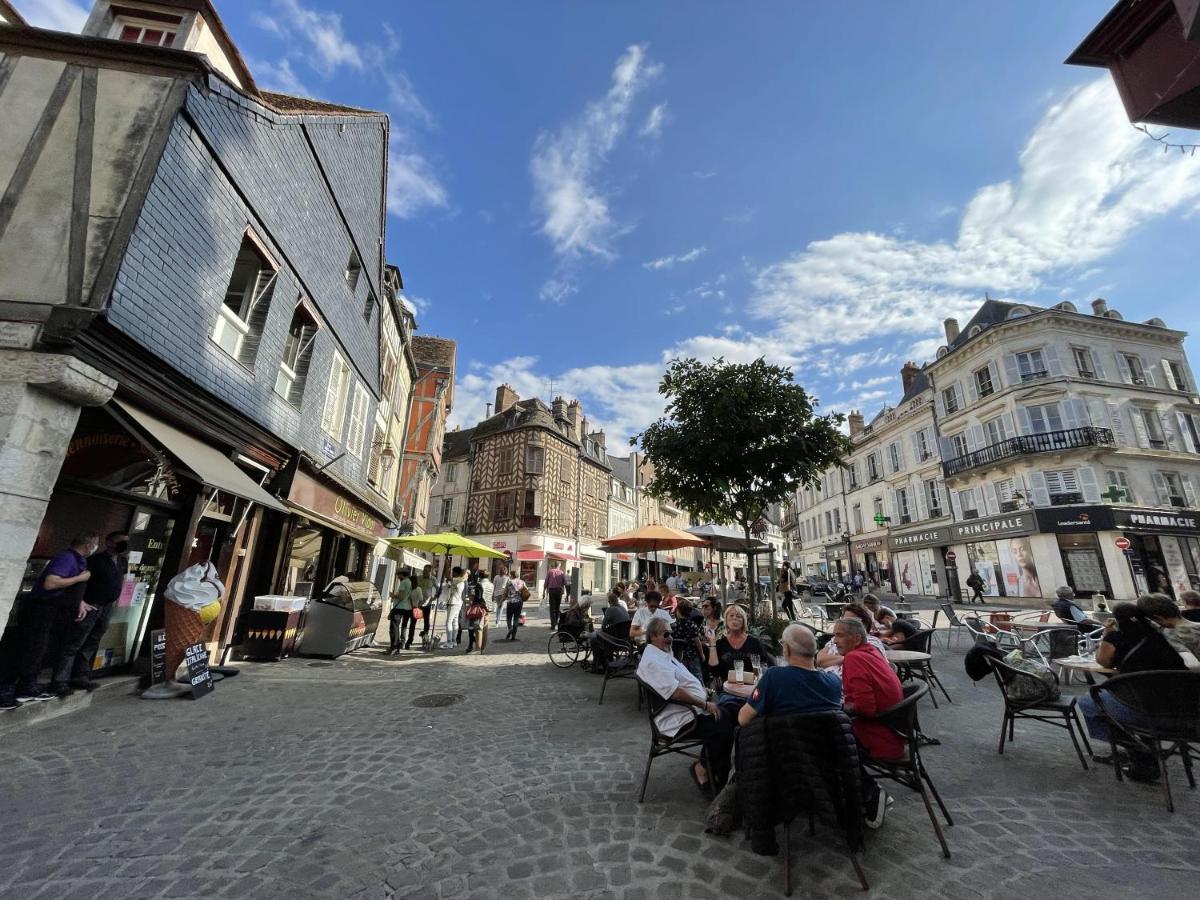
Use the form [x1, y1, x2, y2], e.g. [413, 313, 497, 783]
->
[733, 659, 745, 684]
[750, 653, 761, 678]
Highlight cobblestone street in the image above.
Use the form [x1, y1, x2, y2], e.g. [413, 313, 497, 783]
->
[3, 613, 1199, 900]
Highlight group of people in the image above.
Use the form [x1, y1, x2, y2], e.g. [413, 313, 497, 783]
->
[1, 531, 130, 709]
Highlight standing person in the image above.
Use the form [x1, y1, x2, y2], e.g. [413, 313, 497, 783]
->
[544, 561, 567, 630]
[50, 531, 129, 692]
[505, 575, 527, 641]
[442, 566, 467, 649]
[779, 561, 797, 622]
[463, 587, 489, 654]
[387, 568, 414, 655]
[853, 571, 864, 595]
[492, 564, 511, 626]
[965, 571, 985, 604]
[413, 564, 437, 648]
[1, 532, 97, 707]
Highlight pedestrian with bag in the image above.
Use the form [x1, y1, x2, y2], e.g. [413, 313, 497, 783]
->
[387, 568, 414, 654]
[505, 576, 528, 641]
[464, 590, 489, 654]
[965, 571, 985, 604]
[50, 530, 129, 692]
[442, 566, 467, 649]
[414, 564, 437, 648]
[492, 564, 510, 627]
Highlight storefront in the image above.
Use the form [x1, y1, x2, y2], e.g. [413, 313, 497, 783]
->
[1110, 507, 1200, 599]
[888, 525, 952, 599]
[851, 536, 890, 590]
[948, 510, 1061, 600]
[824, 542, 849, 579]
[1034, 507, 1115, 599]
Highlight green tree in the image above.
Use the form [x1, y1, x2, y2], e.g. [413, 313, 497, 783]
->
[633, 357, 851, 617]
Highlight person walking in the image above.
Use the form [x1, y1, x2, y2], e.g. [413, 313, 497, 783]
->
[492, 564, 510, 627]
[779, 561, 797, 622]
[442, 567, 467, 649]
[1, 532, 97, 707]
[505, 575, 527, 641]
[965, 571, 985, 604]
[387, 568, 414, 654]
[544, 561, 567, 630]
[50, 530, 129, 692]
[414, 564, 437, 648]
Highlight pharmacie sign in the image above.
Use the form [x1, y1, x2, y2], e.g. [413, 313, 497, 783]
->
[950, 511, 1036, 541]
[1111, 508, 1200, 534]
[888, 526, 952, 551]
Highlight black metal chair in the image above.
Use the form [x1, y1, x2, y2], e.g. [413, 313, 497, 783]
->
[856, 682, 953, 859]
[597, 621, 640, 705]
[1090, 671, 1200, 812]
[893, 629, 952, 708]
[633, 674, 709, 803]
[987, 657, 1092, 770]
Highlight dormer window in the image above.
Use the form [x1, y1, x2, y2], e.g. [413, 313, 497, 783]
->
[111, 9, 181, 47]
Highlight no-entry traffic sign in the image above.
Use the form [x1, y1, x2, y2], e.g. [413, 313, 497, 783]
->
[1115, 537, 1131, 551]
[945, 550, 957, 562]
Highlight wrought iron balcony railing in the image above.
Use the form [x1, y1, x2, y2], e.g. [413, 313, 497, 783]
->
[942, 426, 1115, 478]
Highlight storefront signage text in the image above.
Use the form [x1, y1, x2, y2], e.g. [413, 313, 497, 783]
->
[852, 537, 886, 554]
[1111, 508, 1200, 534]
[333, 496, 378, 534]
[888, 526, 952, 551]
[288, 471, 390, 540]
[1034, 506, 1115, 533]
[951, 511, 1036, 541]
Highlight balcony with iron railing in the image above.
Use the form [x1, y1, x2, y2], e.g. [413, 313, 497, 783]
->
[942, 426, 1115, 478]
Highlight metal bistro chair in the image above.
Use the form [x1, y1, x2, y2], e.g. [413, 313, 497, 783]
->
[894, 629, 952, 708]
[857, 682, 952, 859]
[596, 621, 641, 706]
[1090, 671, 1200, 813]
[964, 616, 1022, 653]
[987, 657, 1092, 770]
[633, 674, 710, 803]
[939, 603, 968, 648]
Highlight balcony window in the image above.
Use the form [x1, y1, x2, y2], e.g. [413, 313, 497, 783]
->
[1016, 349, 1048, 381]
[1122, 353, 1148, 386]
[1026, 403, 1064, 435]
[942, 385, 960, 414]
[1073, 347, 1097, 379]
[974, 366, 994, 398]
[951, 433, 969, 459]
[983, 416, 1007, 446]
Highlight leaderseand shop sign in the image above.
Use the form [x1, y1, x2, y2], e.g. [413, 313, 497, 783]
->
[950, 511, 1037, 542]
[1111, 508, 1200, 534]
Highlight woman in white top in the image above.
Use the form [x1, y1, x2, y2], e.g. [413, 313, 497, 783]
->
[492, 566, 511, 626]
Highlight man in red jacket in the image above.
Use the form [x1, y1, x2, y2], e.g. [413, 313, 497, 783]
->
[832, 616, 903, 829]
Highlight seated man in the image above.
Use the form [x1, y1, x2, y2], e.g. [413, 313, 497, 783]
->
[1137, 593, 1200, 658]
[833, 616, 903, 830]
[876, 610, 919, 647]
[738, 625, 841, 727]
[1051, 586, 1102, 630]
[630, 590, 673, 642]
[862, 594, 895, 624]
[1180, 590, 1200, 624]
[589, 593, 631, 674]
[637, 617, 734, 794]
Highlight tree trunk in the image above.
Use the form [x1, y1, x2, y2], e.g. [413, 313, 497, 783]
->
[743, 522, 756, 625]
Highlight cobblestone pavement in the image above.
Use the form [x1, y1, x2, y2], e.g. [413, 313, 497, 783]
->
[3, 610, 1199, 900]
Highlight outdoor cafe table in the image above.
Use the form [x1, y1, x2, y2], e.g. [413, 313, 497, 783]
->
[1056, 652, 1200, 685]
[884, 649, 932, 664]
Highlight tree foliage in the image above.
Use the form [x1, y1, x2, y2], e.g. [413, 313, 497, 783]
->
[633, 357, 851, 537]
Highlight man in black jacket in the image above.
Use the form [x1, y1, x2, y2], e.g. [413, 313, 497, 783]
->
[50, 531, 128, 693]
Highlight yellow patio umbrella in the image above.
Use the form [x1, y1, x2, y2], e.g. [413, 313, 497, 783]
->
[385, 533, 507, 651]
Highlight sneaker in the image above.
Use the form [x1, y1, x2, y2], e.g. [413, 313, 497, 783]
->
[15, 689, 54, 703]
[865, 790, 890, 829]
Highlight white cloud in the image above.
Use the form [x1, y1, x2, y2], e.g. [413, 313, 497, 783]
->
[385, 72, 433, 128]
[530, 44, 662, 260]
[250, 58, 312, 97]
[539, 274, 578, 304]
[387, 147, 448, 219]
[643, 246, 707, 270]
[640, 102, 668, 137]
[19, 0, 87, 31]
[399, 293, 430, 316]
[750, 78, 1200, 347]
[264, 0, 364, 75]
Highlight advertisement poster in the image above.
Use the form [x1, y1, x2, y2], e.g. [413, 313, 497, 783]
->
[917, 548, 939, 596]
[996, 537, 1042, 598]
[966, 542, 1002, 597]
[1160, 536, 1190, 600]
[894, 551, 919, 596]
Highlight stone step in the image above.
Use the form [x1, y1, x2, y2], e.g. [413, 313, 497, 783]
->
[0, 675, 139, 734]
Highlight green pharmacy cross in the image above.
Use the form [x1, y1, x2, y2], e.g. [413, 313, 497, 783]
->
[873, 513, 891, 527]
[1100, 485, 1128, 503]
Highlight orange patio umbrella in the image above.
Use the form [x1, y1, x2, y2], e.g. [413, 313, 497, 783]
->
[600, 524, 710, 582]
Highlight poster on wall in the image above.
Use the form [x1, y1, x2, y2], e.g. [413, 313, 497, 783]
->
[1160, 536, 1190, 599]
[894, 551, 920, 596]
[916, 548, 939, 596]
[996, 537, 1043, 598]
[966, 542, 1003, 597]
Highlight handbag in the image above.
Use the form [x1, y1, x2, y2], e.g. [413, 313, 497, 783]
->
[519, 584, 531, 602]
[519, 612, 527, 626]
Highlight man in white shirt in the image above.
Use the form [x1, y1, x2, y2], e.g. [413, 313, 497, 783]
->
[637, 617, 734, 793]
[492, 565, 511, 626]
[630, 591, 673, 642]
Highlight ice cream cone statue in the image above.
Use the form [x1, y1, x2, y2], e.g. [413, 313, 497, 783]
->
[163, 562, 226, 680]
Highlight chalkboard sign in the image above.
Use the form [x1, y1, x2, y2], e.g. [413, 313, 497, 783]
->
[150, 629, 167, 684]
[183, 642, 214, 699]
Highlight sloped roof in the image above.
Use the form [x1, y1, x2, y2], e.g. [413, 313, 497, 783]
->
[258, 91, 383, 116]
[948, 299, 1031, 351]
[0, 0, 26, 24]
[609, 454, 638, 488]
[473, 398, 578, 445]
[443, 426, 474, 460]
[898, 366, 930, 404]
[411, 336, 456, 370]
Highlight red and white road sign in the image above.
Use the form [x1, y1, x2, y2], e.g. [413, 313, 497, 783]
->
[1115, 537, 1131, 551]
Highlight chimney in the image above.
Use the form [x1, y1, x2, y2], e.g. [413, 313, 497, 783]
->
[552, 396, 568, 421]
[1091, 297, 1108, 316]
[495, 384, 519, 414]
[848, 410, 864, 437]
[566, 399, 580, 437]
[591, 430, 606, 448]
[943, 317, 960, 343]
[900, 361, 920, 393]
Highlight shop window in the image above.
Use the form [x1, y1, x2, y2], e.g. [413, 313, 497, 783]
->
[213, 234, 278, 366]
[345, 383, 370, 458]
[320, 351, 352, 439]
[974, 365, 994, 398]
[275, 303, 319, 406]
[526, 444, 545, 475]
[1072, 347, 1097, 379]
[1016, 349, 1048, 381]
[1044, 469, 1082, 505]
[1025, 403, 1063, 434]
[1104, 469, 1134, 504]
[942, 384, 960, 414]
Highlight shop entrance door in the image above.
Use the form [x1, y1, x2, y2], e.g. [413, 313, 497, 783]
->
[1128, 534, 1174, 598]
[1057, 533, 1111, 598]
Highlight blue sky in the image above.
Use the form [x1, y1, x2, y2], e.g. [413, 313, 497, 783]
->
[24, 0, 1200, 442]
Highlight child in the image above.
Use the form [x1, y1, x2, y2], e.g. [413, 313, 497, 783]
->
[464, 596, 489, 653]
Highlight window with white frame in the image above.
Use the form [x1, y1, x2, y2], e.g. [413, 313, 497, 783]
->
[957, 488, 979, 518]
[852, 504, 863, 533]
[446, 462, 459, 485]
[1016, 349, 1047, 381]
[274, 303, 318, 406]
[951, 433, 969, 459]
[1044, 468, 1081, 505]
[1104, 469, 1134, 504]
[320, 351, 352, 439]
[112, 18, 178, 46]
[1072, 347, 1097, 378]
[847, 461, 859, 488]
[833, 508, 842, 532]
[888, 442, 902, 473]
[1123, 353, 1147, 385]
[1135, 407, 1167, 449]
[942, 384, 960, 414]
[1025, 403, 1063, 434]
[213, 234, 277, 366]
[1180, 411, 1200, 452]
[924, 478, 941, 516]
[345, 382, 369, 458]
[916, 428, 932, 461]
[494, 491, 516, 523]
[867, 453, 881, 481]
[1155, 471, 1187, 507]
[896, 487, 911, 523]
[499, 447, 516, 475]
[440, 498, 454, 526]
[974, 366, 994, 398]
[525, 444, 545, 475]
[983, 415, 1007, 446]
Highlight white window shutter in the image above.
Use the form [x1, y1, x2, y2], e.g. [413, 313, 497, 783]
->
[1090, 352, 1106, 380]
[320, 354, 342, 435]
[1162, 359, 1179, 391]
[1104, 401, 1128, 445]
[1160, 412, 1181, 451]
[911, 431, 922, 461]
[982, 482, 999, 515]
[1027, 471, 1050, 507]
[1003, 354, 1020, 387]
[1183, 474, 1198, 508]
[1115, 353, 1132, 384]
[967, 373, 979, 403]
[968, 425, 984, 450]
[895, 441, 905, 468]
[914, 479, 927, 520]
[934, 390, 944, 418]
[1044, 344, 1064, 376]
[1078, 467, 1100, 503]
[938, 435, 954, 459]
[1141, 356, 1157, 387]
[1015, 406, 1033, 436]
[1153, 472, 1172, 506]
[1062, 399, 1084, 430]
[949, 489, 962, 519]
[1176, 413, 1197, 453]
[1129, 408, 1150, 449]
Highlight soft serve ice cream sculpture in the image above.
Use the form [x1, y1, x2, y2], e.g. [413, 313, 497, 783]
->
[163, 562, 226, 682]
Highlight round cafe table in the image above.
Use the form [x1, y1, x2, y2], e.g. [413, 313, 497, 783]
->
[884, 649, 932, 664]
[1054, 655, 1113, 686]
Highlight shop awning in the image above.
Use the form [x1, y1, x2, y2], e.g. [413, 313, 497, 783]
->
[114, 400, 288, 513]
[516, 550, 543, 561]
[384, 544, 430, 571]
